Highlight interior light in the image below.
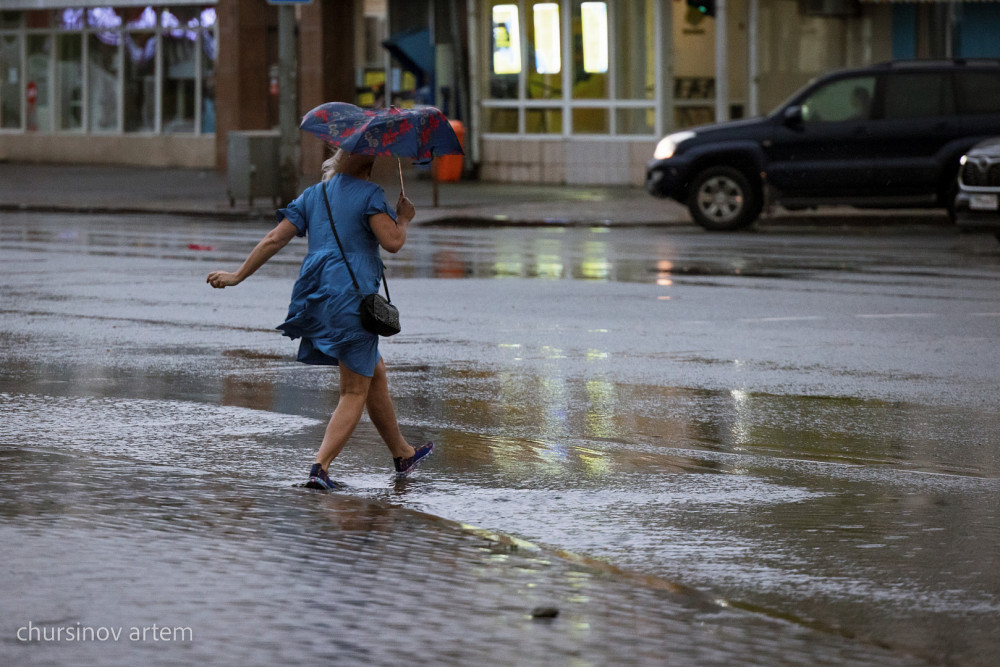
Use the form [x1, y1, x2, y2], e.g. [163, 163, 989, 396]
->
[533, 3, 560, 74]
[580, 2, 608, 74]
[492, 5, 522, 75]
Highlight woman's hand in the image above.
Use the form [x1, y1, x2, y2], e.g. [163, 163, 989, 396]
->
[205, 219, 298, 289]
[396, 192, 415, 223]
[206, 271, 241, 289]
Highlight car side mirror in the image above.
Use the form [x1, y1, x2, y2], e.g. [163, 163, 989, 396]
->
[783, 105, 804, 129]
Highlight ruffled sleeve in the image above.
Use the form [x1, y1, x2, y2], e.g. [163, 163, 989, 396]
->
[365, 186, 397, 229]
[276, 188, 312, 237]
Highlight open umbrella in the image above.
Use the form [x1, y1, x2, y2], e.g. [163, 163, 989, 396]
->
[300, 102, 464, 195]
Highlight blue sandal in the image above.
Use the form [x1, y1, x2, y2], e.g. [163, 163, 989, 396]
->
[305, 463, 340, 490]
[394, 442, 434, 477]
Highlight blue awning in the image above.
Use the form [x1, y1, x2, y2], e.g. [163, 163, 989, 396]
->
[382, 27, 433, 75]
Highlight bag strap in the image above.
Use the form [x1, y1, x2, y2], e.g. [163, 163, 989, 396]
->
[321, 182, 391, 303]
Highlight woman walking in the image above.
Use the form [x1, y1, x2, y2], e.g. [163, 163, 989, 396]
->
[207, 150, 432, 489]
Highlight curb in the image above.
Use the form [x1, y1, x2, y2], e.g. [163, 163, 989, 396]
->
[0, 203, 275, 220]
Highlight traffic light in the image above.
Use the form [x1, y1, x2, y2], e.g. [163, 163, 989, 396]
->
[686, 0, 716, 17]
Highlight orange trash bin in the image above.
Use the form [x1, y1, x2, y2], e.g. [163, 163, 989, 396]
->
[433, 120, 465, 182]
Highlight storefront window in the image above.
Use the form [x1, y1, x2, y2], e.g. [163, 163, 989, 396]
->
[616, 108, 653, 135]
[579, 2, 607, 74]
[2, 6, 215, 136]
[88, 7, 123, 31]
[124, 29, 155, 132]
[59, 9, 85, 31]
[571, 1, 607, 100]
[89, 32, 119, 132]
[486, 107, 518, 133]
[490, 2, 520, 99]
[57, 33, 83, 130]
[526, 107, 561, 133]
[615, 0, 653, 101]
[528, 2, 561, 100]
[1, 34, 21, 129]
[162, 9, 196, 134]
[532, 4, 560, 74]
[27, 34, 52, 132]
[201, 19, 216, 133]
[482, 0, 657, 138]
[1, 12, 23, 29]
[492, 4, 521, 74]
[26, 10, 54, 30]
[572, 106, 606, 133]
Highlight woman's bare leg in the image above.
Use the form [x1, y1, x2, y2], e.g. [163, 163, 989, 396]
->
[365, 358, 415, 459]
[314, 364, 371, 470]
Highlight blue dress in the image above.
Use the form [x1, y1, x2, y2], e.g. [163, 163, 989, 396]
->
[275, 174, 396, 377]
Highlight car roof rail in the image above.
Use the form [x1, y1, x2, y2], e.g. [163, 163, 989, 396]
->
[875, 58, 1000, 69]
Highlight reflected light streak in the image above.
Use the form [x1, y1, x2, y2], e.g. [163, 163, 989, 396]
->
[584, 378, 617, 439]
[580, 241, 611, 280]
[730, 389, 751, 452]
[535, 253, 564, 278]
[579, 452, 611, 476]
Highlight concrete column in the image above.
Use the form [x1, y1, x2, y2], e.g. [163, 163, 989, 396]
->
[715, 0, 728, 122]
[278, 5, 298, 205]
[299, 0, 359, 180]
[214, 0, 278, 171]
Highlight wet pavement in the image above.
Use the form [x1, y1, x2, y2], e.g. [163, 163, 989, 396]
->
[3, 211, 1000, 665]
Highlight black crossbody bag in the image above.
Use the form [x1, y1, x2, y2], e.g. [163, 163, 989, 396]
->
[321, 185, 401, 337]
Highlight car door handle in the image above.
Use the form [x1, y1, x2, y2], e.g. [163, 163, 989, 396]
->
[852, 126, 870, 136]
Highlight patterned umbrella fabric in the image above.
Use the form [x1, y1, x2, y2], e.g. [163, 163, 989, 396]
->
[300, 102, 463, 162]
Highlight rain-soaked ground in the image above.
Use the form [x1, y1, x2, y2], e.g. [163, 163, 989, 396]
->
[2, 212, 1000, 665]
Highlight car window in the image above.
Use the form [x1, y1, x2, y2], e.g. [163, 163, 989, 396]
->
[883, 73, 954, 119]
[800, 76, 875, 123]
[955, 71, 1000, 114]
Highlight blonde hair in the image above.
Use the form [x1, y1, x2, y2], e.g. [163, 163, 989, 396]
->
[322, 148, 375, 182]
[321, 149, 344, 182]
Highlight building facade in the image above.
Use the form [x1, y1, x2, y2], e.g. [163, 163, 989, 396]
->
[0, 1, 220, 166]
[1, 0, 998, 184]
[0, 0, 363, 174]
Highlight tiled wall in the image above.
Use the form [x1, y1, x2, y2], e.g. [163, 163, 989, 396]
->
[480, 138, 655, 186]
[0, 134, 216, 168]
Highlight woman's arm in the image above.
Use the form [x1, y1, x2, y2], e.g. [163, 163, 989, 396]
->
[206, 218, 299, 288]
[370, 192, 415, 254]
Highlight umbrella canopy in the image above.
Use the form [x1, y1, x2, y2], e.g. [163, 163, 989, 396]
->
[300, 102, 464, 162]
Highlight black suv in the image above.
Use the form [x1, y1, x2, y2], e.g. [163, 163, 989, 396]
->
[646, 59, 1000, 231]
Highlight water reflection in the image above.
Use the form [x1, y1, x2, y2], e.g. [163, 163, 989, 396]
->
[5, 213, 1000, 664]
[4, 348, 1000, 665]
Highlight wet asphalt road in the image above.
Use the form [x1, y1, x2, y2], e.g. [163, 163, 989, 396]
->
[2, 211, 1000, 665]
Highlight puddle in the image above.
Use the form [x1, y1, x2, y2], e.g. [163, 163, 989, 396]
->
[4, 212, 1000, 664]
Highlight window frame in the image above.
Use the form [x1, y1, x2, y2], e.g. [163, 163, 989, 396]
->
[0, 6, 215, 136]
[481, 0, 658, 140]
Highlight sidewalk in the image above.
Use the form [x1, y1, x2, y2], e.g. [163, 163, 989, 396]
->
[0, 161, 687, 227]
[0, 161, 951, 228]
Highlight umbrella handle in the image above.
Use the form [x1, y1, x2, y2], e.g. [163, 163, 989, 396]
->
[398, 159, 405, 197]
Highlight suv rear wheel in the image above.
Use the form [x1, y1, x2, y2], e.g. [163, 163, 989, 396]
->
[687, 166, 761, 231]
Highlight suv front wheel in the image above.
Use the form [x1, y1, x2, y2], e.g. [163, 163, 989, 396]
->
[687, 166, 761, 231]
